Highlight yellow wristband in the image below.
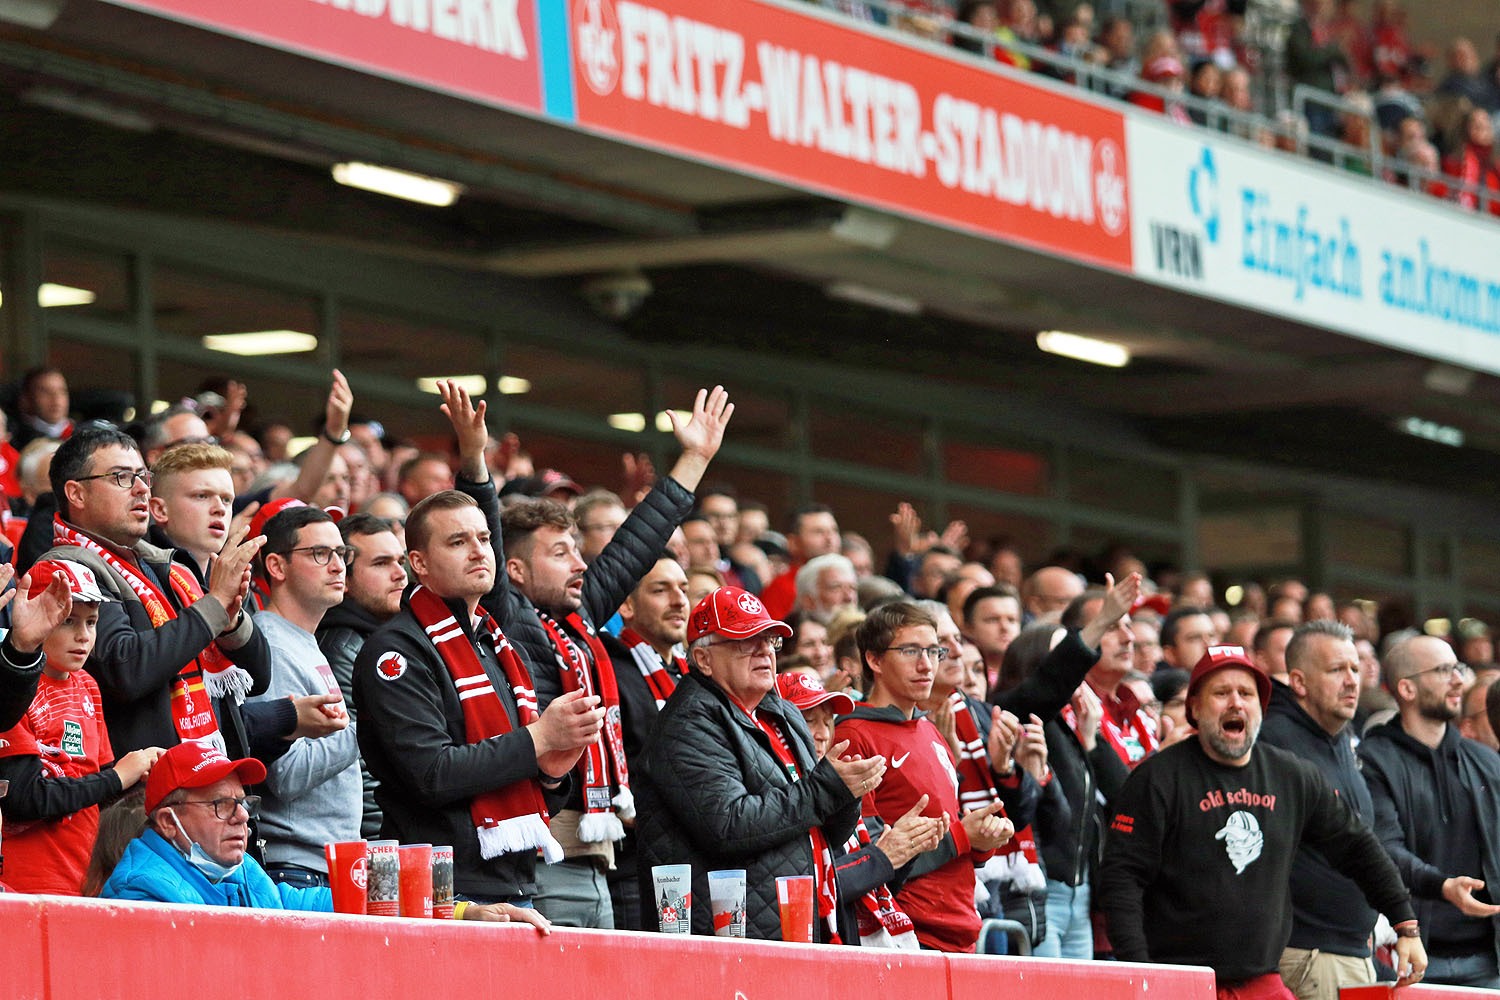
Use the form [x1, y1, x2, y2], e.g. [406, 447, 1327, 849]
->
[453, 900, 469, 921]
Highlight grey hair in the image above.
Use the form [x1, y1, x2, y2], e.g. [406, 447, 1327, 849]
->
[1285, 619, 1355, 676]
[795, 553, 857, 602]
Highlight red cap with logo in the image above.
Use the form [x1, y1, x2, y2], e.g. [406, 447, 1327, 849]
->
[776, 671, 855, 715]
[687, 586, 794, 643]
[249, 497, 308, 540]
[144, 741, 267, 814]
[26, 559, 115, 603]
[1184, 645, 1271, 726]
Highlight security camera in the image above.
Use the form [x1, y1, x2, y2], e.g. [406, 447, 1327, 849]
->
[580, 272, 652, 321]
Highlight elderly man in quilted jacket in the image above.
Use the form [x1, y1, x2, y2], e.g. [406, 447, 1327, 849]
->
[633, 586, 883, 941]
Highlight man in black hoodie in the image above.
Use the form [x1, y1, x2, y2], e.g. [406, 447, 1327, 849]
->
[1259, 620, 1380, 1000]
[1360, 634, 1500, 988]
[317, 512, 408, 838]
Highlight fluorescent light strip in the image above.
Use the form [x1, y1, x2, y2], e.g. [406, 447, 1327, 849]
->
[498, 376, 531, 395]
[417, 375, 487, 395]
[608, 412, 647, 432]
[202, 330, 319, 356]
[1036, 330, 1130, 368]
[0, 283, 98, 308]
[332, 162, 462, 207]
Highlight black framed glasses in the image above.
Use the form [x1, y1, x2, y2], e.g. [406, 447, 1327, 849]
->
[179, 795, 260, 820]
[281, 545, 356, 566]
[75, 468, 153, 490]
[882, 644, 949, 662]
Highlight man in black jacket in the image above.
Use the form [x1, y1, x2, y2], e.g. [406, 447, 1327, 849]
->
[317, 511, 408, 837]
[39, 426, 270, 759]
[600, 555, 691, 929]
[352, 487, 604, 905]
[1259, 620, 1383, 1000]
[1101, 645, 1428, 996]
[494, 386, 732, 928]
[1360, 634, 1500, 988]
[636, 586, 875, 940]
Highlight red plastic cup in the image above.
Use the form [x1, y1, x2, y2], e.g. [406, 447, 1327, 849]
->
[365, 840, 400, 917]
[431, 846, 455, 919]
[324, 840, 368, 915]
[776, 874, 815, 943]
[399, 844, 434, 918]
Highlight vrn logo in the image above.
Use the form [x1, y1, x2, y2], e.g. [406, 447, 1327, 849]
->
[1150, 146, 1218, 281]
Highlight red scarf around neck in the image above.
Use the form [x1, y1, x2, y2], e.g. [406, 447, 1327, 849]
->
[53, 517, 251, 750]
[619, 627, 684, 709]
[408, 585, 562, 863]
[948, 692, 1041, 867]
[537, 610, 632, 843]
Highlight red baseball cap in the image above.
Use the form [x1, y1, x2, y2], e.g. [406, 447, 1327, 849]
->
[776, 671, 855, 715]
[1184, 645, 1271, 726]
[26, 559, 115, 603]
[687, 587, 793, 643]
[144, 741, 267, 814]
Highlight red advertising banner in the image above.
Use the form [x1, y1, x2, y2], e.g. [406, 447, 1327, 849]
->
[567, 0, 1131, 270]
[105, 0, 543, 112]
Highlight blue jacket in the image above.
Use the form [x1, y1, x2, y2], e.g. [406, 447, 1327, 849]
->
[101, 830, 332, 911]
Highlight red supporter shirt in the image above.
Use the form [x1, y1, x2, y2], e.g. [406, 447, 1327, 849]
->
[758, 564, 802, 621]
[0, 670, 113, 895]
[834, 709, 992, 953]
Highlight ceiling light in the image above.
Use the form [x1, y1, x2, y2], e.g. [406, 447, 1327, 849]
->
[150, 399, 171, 415]
[1423, 364, 1476, 397]
[498, 376, 531, 395]
[608, 413, 646, 432]
[825, 282, 921, 315]
[202, 330, 319, 356]
[1036, 330, 1130, 368]
[1423, 618, 1451, 637]
[286, 436, 319, 459]
[0, 283, 98, 308]
[416, 375, 486, 395]
[1224, 585, 1244, 607]
[830, 207, 901, 250]
[1396, 416, 1463, 448]
[655, 410, 690, 433]
[332, 162, 462, 207]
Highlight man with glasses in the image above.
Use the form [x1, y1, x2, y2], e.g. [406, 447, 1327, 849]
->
[635, 586, 876, 939]
[1359, 635, 1500, 988]
[835, 600, 1016, 952]
[317, 511, 409, 838]
[40, 426, 269, 759]
[247, 506, 360, 889]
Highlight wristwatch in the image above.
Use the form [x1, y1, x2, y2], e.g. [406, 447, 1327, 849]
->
[1394, 920, 1422, 939]
[321, 424, 351, 445]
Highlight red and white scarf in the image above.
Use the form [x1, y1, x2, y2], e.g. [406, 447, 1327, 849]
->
[618, 627, 684, 709]
[537, 610, 633, 843]
[841, 818, 918, 946]
[53, 517, 252, 750]
[1064, 683, 1159, 769]
[948, 692, 1046, 895]
[752, 708, 841, 942]
[409, 585, 563, 863]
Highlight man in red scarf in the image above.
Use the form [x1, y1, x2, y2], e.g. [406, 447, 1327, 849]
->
[39, 426, 270, 760]
[352, 485, 605, 906]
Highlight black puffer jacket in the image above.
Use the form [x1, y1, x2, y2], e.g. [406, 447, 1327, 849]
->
[352, 591, 570, 901]
[0, 635, 43, 730]
[316, 597, 389, 839]
[634, 671, 861, 940]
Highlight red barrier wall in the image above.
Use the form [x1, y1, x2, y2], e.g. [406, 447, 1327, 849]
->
[0, 895, 1476, 1000]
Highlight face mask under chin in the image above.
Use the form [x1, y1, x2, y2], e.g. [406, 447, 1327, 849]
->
[166, 808, 243, 883]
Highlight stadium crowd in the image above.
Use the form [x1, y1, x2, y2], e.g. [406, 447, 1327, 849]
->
[2, 365, 1500, 1000]
[848, 0, 1500, 212]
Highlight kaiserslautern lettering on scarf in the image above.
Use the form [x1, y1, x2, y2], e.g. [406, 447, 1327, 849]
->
[407, 584, 563, 863]
[948, 691, 1045, 895]
[537, 609, 633, 843]
[54, 516, 247, 751]
[840, 817, 918, 946]
[619, 627, 683, 709]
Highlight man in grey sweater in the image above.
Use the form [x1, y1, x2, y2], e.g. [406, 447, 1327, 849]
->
[248, 505, 361, 887]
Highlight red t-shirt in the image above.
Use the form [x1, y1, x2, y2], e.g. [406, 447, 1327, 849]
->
[834, 710, 991, 953]
[0, 670, 113, 895]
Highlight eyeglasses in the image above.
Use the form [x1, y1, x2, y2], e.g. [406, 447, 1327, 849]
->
[75, 468, 153, 490]
[281, 545, 356, 566]
[707, 634, 784, 655]
[1408, 662, 1466, 681]
[178, 795, 260, 820]
[883, 645, 949, 662]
